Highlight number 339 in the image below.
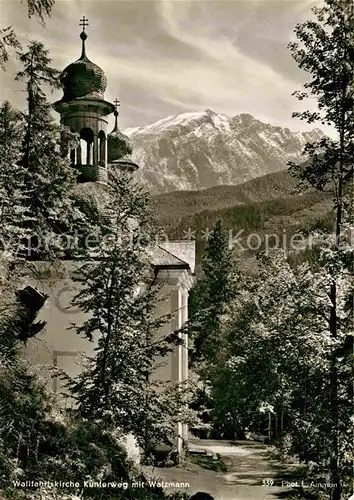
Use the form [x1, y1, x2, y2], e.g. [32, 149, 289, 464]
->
[262, 479, 274, 487]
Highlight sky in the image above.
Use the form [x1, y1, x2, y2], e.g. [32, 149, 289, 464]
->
[0, 0, 328, 134]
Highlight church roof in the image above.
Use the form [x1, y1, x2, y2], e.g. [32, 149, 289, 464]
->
[110, 157, 139, 173]
[71, 183, 195, 273]
[157, 242, 195, 273]
[60, 30, 107, 102]
[149, 245, 190, 269]
[108, 107, 134, 165]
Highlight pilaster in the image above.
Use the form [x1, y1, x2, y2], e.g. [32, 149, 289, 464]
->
[154, 268, 193, 455]
[93, 133, 99, 165]
[181, 287, 189, 441]
[170, 286, 183, 385]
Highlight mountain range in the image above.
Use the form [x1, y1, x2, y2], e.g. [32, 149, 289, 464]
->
[123, 110, 333, 271]
[152, 170, 333, 272]
[153, 170, 332, 237]
[125, 109, 323, 194]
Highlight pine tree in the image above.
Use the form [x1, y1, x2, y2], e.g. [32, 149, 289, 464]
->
[189, 219, 236, 362]
[26, 0, 55, 20]
[69, 168, 194, 462]
[288, 2, 353, 498]
[0, 100, 39, 362]
[15, 41, 79, 258]
[0, 0, 55, 70]
[0, 27, 21, 71]
[186, 221, 237, 439]
[0, 101, 32, 267]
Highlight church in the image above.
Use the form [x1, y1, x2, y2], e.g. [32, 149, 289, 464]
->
[22, 18, 195, 459]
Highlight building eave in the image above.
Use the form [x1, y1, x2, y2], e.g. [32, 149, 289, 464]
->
[53, 98, 115, 116]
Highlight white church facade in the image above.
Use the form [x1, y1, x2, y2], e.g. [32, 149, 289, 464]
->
[22, 18, 195, 459]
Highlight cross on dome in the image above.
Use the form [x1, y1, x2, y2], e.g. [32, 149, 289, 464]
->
[79, 16, 89, 31]
[113, 98, 120, 119]
[79, 16, 89, 57]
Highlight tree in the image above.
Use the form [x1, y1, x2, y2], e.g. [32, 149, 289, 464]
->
[213, 247, 353, 493]
[188, 219, 236, 363]
[288, 2, 353, 498]
[0, 358, 179, 500]
[69, 168, 195, 462]
[0, 0, 56, 70]
[0, 101, 32, 267]
[288, 0, 353, 238]
[186, 220, 237, 438]
[0, 27, 21, 71]
[26, 0, 55, 20]
[15, 41, 79, 258]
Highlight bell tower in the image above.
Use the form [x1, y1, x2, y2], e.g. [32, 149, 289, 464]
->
[54, 17, 115, 182]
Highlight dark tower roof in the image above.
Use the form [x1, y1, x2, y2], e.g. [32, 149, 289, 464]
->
[108, 101, 134, 163]
[60, 22, 107, 102]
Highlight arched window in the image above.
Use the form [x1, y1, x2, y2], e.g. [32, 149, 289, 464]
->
[80, 127, 94, 165]
[64, 127, 78, 164]
[98, 130, 106, 166]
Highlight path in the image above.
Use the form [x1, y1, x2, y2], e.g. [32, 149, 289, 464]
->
[145, 439, 300, 500]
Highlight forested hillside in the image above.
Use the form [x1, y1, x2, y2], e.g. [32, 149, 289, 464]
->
[154, 172, 334, 270]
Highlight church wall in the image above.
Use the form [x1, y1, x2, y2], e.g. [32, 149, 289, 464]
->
[21, 262, 96, 404]
[149, 271, 190, 387]
[21, 263, 189, 399]
[149, 283, 175, 386]
[21, 262, 191, 454]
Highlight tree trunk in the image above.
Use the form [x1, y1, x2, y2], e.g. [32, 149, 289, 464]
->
[329, 281, 341, 500]
[280, 406, 284, 435]
[268, 411, 272, 441]
[329, 174, 343, 500]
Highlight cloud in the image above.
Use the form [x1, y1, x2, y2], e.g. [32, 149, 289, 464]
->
[0, 0, 333, 136]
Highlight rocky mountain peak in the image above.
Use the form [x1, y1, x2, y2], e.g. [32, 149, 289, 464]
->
[124, 110, 324, 194]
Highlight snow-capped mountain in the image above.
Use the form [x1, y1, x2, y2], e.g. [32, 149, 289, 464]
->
[124, 109, 323, 194]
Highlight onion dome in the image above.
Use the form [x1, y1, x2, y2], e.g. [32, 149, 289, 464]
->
[60, 30, 107, 101]
[108, 107, 134, 163]
[110, 156, 139, 173]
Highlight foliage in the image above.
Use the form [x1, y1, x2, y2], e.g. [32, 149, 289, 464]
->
[15, 41, 80, 257]
[0, 0, 55, 70]
[0, 27, 21, 71]
[287, 2, 353, 498]
[0, 362, 176, 499]
[188, 220, 236, 363]
[0, 12, 193, 500]
[26, 0, 55, 21]
[186, 220, 237, 438]
[0, 192, 190, 497]
[288, 0, 354, 223]
[208, 245, 353, 492]
[69, 168, 196, 462]
[0, 101, 32, 267]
